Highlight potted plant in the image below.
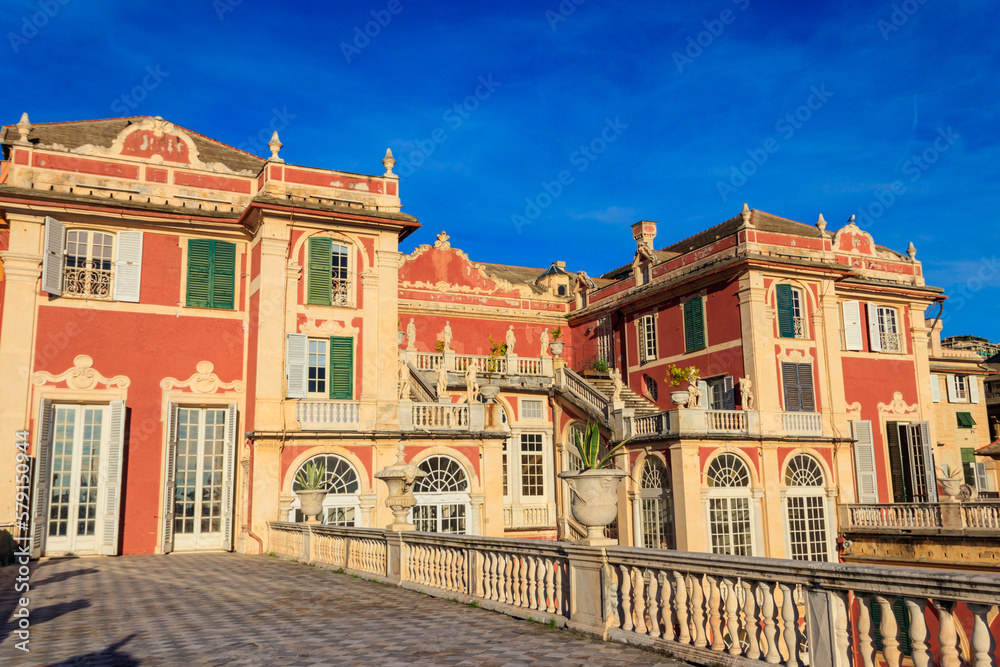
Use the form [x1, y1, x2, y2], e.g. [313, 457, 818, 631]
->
[294, 461, 328, 524]
[937, 464, 964, 500]
[549, 326, 564, 356]
[479, 335, 507, 400]
[666, 364, 699, 407]
[557, 422, 630, 544]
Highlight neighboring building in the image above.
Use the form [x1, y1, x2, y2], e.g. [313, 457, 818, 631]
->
[2, 114, 997, 572]
[983, 353, 1000, 441]
[941, 335, 1000, 360]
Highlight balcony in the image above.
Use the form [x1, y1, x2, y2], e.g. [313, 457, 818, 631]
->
[782, 411, 823, 436]
[880, 330, 904, 353]
[296, 400, 362, 430]
[398, 401, 486, 431]
[840, 501, 1000, 535]
[64, 261, 113, 299]
[404, 350, 554, 379]
[628, 408, 760, 438]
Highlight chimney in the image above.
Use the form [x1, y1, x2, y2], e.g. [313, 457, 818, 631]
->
[632, 220, 657, 252]
[555, 261, 566, 270]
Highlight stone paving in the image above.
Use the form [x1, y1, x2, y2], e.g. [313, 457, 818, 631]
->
[0, 553, 686, 666]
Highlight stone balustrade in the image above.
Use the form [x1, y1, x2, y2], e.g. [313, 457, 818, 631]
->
[296, 400, 363, 430]
[407, 351, 554, 377]
[398, 401, 485, 431]
[781, 411, 823, 436]
[555, 367, 610, 419]
[268, 522, 1000, 667]
[841, 501, 1000, 534]
[624, 409, 761, 440]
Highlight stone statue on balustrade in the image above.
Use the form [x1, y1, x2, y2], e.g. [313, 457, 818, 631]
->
[739, 377, 754, 411]
[610, 368, 624, 402]
[441, 321, 453, 352]
[406, 318, 417, 351]
[539, 327, 550, 357]
[505, 325, 516, 355]
[465, 365, 480, 402]
[686, 380, 703, 409]
[398, 358, 411, 400]
[436, 363, 449, 399]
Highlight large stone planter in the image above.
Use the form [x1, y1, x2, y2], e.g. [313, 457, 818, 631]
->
[479, 384, 501, 401]
[938, 478, 962, 500]
[558, 468, 627, 545]
[670, 390, 690, 407]
[549, 341, 564, 356]
[296, 489, 327, 524]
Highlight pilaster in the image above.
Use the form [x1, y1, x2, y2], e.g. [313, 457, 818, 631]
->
[670, 441, 703, 552]
[252, 233, 290, 431]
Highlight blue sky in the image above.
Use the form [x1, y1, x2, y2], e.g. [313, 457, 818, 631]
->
[5, 0, 999, 339]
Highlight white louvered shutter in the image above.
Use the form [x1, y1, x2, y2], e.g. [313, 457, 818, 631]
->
[161, 403, 179, 554]
[724, 376, 735, 410]
[42, 216, 66, 295]
[930, 375, 941, 403]
[975, 462, 988, 492]
[698, 380, 709, 408]
[970, 377, 980, 404]
[637, 316, 647, 364]
[946, 375, 958, 403]
[851, 420, 879, 503]
[918, 422, 937, 502]
[30, 399, 54, 559]
[100, 400, 126, 555]
[866, 303, 882, 352]
[222, 403, 238, 551]
[842, 301, 863, 351]
[113, 231, 143, 302]
[285, 333, 307, 398]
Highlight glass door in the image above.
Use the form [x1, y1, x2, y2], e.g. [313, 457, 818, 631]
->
[172, 408, 228, 551]
[46, 405, 105, 556]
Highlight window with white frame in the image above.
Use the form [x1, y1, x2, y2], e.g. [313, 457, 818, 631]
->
[776, 284, 806, 339]
[875, 306, 902, 353]
[289, 454, 362, 526]
[413, 455, 470, 534]
[42, 217, 145, 303]
[521, 399, 544, 421]
[307, 237, 352, 307]
[595, 316, 614, 368]
[519, 433, 545, 497]
[783, 454, 831, 562]
[705, 454, 754, 557]
[639, 456, 675, 549]
[954, 375, 969, 402]
[307, 339, 329, 397]
[638, 313, 657, 364]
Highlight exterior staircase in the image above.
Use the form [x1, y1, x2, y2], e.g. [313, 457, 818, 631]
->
[585, 377, 660, 416]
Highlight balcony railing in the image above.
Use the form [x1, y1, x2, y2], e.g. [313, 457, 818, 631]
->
[841, 501, 1000, 534]
[296, 400, 362, 430]
[64, 261, 113, 299]
[626, 408, 759, 439]
[408, 351, 554, 377]
[633, 411, 672, 437]
[556, 368, 610, 419]
[398, 401, 485, 431]
[782, 411, 823, 436]
[704, 409, 747, 434]
[792, 315, 806, 338]
[881, 330, 904, 353]
[269, 522, 1000, 667]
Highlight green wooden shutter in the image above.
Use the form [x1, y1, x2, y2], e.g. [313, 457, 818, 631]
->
[782, 362, 800, 411]
[961, 447, 977, 486]
[798, 364, 815, 411]
[684, 298, 705, 352]
[886, 422, 908, 503]
[187, 239, 213, 307]
[776, 284, 795, 338]
[212, 241, 236, 309]
[870, 597, 912, 657]
[329, 336, 353, 399]
[308, 237, 333, 306]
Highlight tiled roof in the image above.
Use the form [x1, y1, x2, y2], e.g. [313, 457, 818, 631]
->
[664, 209, 823, 255]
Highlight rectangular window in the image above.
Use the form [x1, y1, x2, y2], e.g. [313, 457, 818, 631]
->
[955, 375, 969, 401]
[186, 239, 236, 309]
[307, 237, 351, 306]
[705, 376, 735, 410]
[307, 339, 329, 397]
[961, 448, 978, 487]
[639, 313, 657, 363]
[886, 421, 936, 503]
[781, 363, 815, 412]
[684, 298, 706, 352]
[776, 284, 805, 339]
[520, 433, 544, 497]
[708, 497, 752, 556]
[786, 496, 830, 562]
[521, 399, 544, 420]
[956, 412, 975, 429]
[876, 306, 902, 353]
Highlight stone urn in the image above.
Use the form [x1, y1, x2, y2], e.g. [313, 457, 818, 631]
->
[557, 468, 627, 545]
[549, 341, 564, 356]
[374, 443, 427, 531]
[670, 390, 690, 407]
[296, 489, 328, 524]
[938, 478, 963, 500]
[479, 384, 501, 401]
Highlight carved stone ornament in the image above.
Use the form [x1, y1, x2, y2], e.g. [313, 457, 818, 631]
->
[301, 319, 359, 337]
[33, 354, 130, 390]
[433, 231, 451, 249]
[878, 391, 918, 415]
[160, 361, 245, 394]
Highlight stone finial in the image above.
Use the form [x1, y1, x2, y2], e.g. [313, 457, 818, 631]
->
[817, 213, 827, 233]
[267, 131, 283, 162]
[433, 231, 451, 249]
[16, 112, 31, 144]
[907, 241, 917, 260]
[741, 203, 752, 226]
[382, 148, 396, 177]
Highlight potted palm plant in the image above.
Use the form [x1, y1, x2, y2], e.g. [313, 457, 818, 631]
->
[937, 464, 964, 501]
[294, 461, 328, 523]
[549, 326, 564, 356]
[557, 422, 630, 544]
[666, 364, 699, 407]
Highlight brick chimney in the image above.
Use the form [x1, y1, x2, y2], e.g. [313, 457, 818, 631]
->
[632, 220, 657, 252]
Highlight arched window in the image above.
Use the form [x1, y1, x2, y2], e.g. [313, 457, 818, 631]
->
[639, 457, 674, 549]
[413, 455, 470, 534]
[784, 454, 831, 562]
[705, 454, 754, 556]
[289, 454, 362, 526]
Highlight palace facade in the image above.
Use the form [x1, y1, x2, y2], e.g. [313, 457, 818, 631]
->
[1, 115, 995, 571]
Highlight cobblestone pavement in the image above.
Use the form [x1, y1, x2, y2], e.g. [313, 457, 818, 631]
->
[1, 553, 686, 666]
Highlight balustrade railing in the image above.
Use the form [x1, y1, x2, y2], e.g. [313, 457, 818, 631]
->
[705, 409, 747, 433]
[411, 402, 469, 429]
[410, 352, 552, 377]
[962, 502, 1000, 529]
[269, 522, 1000, 667]
[633, 411, 672, 436]
[846, 503, 943, 529]
[782, 411, 823, 436]
[296, 400, 362, 430]
[558, 368, 610, 418]
[843, 501, 1000, 534]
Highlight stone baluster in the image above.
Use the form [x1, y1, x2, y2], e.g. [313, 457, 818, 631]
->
[830, 591, 850, 667]
[691, 574, 707, 649]
[707, 576, 725, 651]
[658, 572, 674, 641]
[528, 557, 539, 610]
[545, 559, 556, 613]
[968, 603, 993, 667]
[874, 596, 900, 667]
[741, 580, 761, 660]
[620, 564, 634, 632]
[633, 568, 648, 636]
[487, 552, 498, 600]
[932, 600, 961, 667]
[503, 555, 513, 604]
[779, 584, 799, 667]
[448, 549, 458, 591]
[724, 578, 741, 656]
[855, 593, 875, 667]
[510, 555, 521, 606]
[759, 582, 781, 664]
[900, 598, 929, 667]
[674, 571, 690, 644]
[647, 570, 660, 638]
